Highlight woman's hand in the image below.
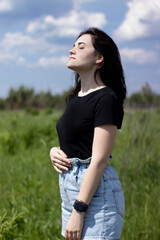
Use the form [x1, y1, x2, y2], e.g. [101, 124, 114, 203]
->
[65, 209, 84, 240]
[49, 147, 72, 173]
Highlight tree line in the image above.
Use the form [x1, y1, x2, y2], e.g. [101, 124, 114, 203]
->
[0, 82, 160, 110]
[124, 83, 160, 108]
[0, 86, 70, 110]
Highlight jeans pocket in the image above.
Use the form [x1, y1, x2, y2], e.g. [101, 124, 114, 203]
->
[113, 189, 125, 218]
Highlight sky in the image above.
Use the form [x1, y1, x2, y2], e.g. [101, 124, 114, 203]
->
[0, 0, 160, 97]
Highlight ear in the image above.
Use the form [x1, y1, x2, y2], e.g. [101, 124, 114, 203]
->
[95, 54, 104, 65]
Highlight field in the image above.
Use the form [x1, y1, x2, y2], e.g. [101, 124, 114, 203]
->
[0, 109, 160, 240]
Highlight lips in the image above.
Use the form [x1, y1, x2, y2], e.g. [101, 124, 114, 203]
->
[69, 56, 76, 60]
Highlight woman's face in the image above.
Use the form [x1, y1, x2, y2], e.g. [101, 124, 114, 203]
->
[67, 34, 99, 72]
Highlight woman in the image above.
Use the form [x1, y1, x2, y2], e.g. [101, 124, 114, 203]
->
[50, 27, 127, 240]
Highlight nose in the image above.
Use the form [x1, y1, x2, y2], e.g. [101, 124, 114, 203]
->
[69, 47, 76, 55]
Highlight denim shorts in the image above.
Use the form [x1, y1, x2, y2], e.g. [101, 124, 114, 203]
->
[59, 157, 125, 240]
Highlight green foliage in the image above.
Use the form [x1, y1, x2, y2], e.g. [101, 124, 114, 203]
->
[0, 132, 19, 154]
[0, 98, 5, 110]
[25, 107, 40, 115]
[0, 109, 159, 239]
[1, 82, 160, 110]
[111, 109, 160, 239]
[1, 85, 71, 110]
[44, 107, 53, 115]
[125, 82, 160, 108]
[0, 210, 25, 240]
[6, 86, 35, 110]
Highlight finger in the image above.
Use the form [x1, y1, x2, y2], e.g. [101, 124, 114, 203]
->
[50, 151, 70, 162]
[65, 230, 69, 239]
[56, 152, 71, 165]
[57, 148, 68, 158]
[51, 156, 71, 167]
[53, 165, 62, 174]
[77, 231, 81, 240]
[54, 162, 69, 171]
[57, 154, 71, 165]
[71, 232, 77, 240]
[51, 157, 71, 168]
[49, 147, 68, 162]
[68, 232, 73, 240]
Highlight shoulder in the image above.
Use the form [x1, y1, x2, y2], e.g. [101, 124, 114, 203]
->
[94, 87, 122, 107]
[93, 87, 124, 129]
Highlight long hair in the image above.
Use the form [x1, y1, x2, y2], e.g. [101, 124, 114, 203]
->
[67, 27, 127, 104]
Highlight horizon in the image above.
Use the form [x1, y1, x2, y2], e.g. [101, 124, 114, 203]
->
[0, 0, 160, 97]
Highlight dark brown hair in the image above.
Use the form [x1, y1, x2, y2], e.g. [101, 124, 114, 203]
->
[67, 27, 127, 104]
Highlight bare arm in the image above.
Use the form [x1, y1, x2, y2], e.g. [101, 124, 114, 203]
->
[77, 124, 117, 204]
[65, 124, 117, 239]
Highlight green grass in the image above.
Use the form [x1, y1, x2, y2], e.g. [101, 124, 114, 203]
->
[0, 109, 160, 240]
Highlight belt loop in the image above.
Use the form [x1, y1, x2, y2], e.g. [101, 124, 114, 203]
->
[73, 158, 79, 174]
[73, 165, 78, 174]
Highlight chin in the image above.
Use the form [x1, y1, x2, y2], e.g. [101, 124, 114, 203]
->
[67, 63, 77, 71]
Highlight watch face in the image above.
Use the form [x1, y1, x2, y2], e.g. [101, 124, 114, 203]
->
[77, 202, 84, 211]
[73, 200, 88, 212]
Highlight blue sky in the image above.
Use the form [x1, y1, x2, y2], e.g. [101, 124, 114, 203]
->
[0, 0, 160, 97]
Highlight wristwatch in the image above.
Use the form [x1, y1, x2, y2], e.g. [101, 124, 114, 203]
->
[73, 199, 88, 212]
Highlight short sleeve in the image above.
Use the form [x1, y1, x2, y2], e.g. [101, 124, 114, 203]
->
[93, 94, 124, 129]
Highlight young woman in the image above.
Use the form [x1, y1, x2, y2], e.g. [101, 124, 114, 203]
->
[50, 27, 127, 240]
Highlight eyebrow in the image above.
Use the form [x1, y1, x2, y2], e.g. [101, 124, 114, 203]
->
[73, 42, 86, 47]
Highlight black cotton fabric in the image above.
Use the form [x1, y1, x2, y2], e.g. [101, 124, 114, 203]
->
[56, 87, 124, 159]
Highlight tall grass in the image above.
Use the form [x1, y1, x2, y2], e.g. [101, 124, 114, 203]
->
[0, 109, 159, 239]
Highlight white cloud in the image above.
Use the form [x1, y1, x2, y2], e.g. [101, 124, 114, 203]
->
[0, 49, 68, 67]
[1, 32, 36, 51]
[120, 47, 158, 64]
[0, 31, 69, 66]
[17, 56, 26, 65]
[0, 52, 15, 63]
[26, 10, 107, 37]
[113, 0, 160, 41]
[0, 32, 66, 55]
[0, 0, 12, 12]
[0, 7, 107, 68]
[35, 56, 68, 68]
[0, 52, 26, 65]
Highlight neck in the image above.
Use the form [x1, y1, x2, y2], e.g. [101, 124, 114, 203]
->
[78, 70, 106, 94]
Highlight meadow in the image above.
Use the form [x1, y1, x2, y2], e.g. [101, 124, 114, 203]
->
[0, 108, 160, 240]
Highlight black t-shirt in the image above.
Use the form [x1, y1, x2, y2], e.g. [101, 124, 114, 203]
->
[56, 87, 124, 159]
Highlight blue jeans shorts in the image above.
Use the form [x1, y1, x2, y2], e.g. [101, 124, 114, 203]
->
[59, 157, 125, 240]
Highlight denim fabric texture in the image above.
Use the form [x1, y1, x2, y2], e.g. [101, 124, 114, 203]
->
[59, 157, 125, 240]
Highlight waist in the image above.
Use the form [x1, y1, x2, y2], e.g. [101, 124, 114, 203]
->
[67, 156, 91, 165]
[68, 155, 112, 166]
